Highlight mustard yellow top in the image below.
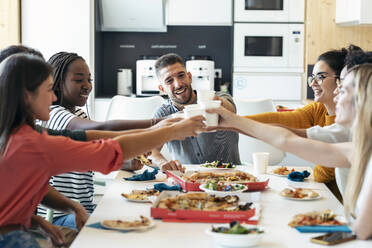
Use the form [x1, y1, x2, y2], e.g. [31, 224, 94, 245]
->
[244, 102, 335, 183]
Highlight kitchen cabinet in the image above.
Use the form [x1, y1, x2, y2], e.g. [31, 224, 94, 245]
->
[166, 0, 232, 26]
[99, 0, 166, 32]
[232, 72, 302, 101]
[336, 0, 372, 25]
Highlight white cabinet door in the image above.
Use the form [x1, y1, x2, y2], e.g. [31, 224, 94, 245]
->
[233, 73, 302, 101]
[336, 0, 372, 25]
[167, 0, 232, 26]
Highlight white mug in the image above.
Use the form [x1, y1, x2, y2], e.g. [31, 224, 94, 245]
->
[252, 152, 270, 175]
[197, 90, 215, 103]
[184, 104, 203, 119]
[199, 100, 221, 126]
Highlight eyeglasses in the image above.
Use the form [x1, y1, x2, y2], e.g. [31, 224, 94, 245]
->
[307, 73, 339, 87]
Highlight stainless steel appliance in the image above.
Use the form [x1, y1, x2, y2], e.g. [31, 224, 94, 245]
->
[234, 0, 304, 22]
[186, 56, 215, 91]
[117, 68, 132, 96]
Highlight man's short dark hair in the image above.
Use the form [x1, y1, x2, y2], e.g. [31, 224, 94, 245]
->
[155, 53, 185, 78]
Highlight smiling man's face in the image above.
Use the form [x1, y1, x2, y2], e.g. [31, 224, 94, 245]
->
[158, 62, 194, 106]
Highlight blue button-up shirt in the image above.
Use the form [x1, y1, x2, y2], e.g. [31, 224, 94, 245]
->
[154, 92, 241, 165]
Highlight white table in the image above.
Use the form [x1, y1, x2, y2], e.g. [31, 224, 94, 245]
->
[71, 165, 372, 247]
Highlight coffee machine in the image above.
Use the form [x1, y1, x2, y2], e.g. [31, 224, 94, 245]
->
[136, 56, 160, 96]
[186, 56, 215, 91]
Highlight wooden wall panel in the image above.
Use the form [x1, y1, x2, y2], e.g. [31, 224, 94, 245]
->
[0, 0, 20, 49]
[306, 0, 372, 65]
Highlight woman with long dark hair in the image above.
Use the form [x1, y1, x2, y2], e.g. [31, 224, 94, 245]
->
[0, 54, 204, 247]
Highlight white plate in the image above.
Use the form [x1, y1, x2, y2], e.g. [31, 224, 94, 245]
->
[101, 217, 155, 231]
[121, 193, 158, 203]
[279, 188, 321, 201]
[199, 183, 248, 195]
[205, 225, 264, 248]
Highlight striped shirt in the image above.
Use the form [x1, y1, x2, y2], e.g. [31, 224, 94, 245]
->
[36, 105, 95, 218]
[153, 92, 241, 165]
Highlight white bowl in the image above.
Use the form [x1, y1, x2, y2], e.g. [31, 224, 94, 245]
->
[205, 225, 264, 247]
[199, 183, 247, 196]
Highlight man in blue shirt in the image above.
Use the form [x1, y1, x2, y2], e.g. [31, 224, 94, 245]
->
[151, 53, 240, 171]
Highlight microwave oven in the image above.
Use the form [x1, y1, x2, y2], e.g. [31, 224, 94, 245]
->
[234, 0, 304, 23]
[233, 23, 304, 73]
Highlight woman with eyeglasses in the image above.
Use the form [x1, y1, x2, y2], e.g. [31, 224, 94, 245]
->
[207, 63, 372, 240]
[242, 45, 362, 200]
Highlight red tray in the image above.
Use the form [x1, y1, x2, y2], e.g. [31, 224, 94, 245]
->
[150, 191, 256, 223]
[166, 170, 269, 192]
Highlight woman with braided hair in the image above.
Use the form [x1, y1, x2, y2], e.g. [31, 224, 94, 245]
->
[0, 53, 205, 247]
[35, 52, 193, 229]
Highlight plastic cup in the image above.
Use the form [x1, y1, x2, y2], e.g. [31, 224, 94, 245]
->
[184, 104, 203, 118]
[197, 90, 215, 103]
[252, 152, 270, 175]
[199, 100, 221, 126]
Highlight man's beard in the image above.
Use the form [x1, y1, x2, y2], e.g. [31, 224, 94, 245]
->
[170, 87, 193, 105]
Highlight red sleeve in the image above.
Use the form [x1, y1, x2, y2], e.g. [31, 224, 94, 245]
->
[37, 132, 124, 176]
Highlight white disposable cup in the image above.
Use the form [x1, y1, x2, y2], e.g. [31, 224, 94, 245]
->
[184, 104, 203, 118]
[197, 90, 215, 103]
[199, 100, 221, 126]
[252, 152, 270, 175]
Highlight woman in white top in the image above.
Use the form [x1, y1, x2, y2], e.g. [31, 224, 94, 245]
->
[207, 64, 372, 239]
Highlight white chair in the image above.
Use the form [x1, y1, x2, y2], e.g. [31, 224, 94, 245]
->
[105, 95, 172, 161]
[234, 98, 285, 165]
[106, 95, 164, 120]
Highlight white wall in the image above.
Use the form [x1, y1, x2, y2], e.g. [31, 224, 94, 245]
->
[21, 0, 95, 114]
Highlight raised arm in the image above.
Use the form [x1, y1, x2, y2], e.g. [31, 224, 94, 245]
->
[114, 116, 205, 161]
[208, 107, 351, 168]
[66, 117, 164, 131]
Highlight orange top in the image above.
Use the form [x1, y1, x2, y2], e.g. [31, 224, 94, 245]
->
[0, 125, 123, 227]
[244, 102, 336, 183]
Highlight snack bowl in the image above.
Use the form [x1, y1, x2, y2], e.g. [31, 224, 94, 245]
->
[205, 223, 264, 247]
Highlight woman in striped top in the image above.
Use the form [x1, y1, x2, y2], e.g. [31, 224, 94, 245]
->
[0, 53, 205, 247]
[36, 52, 159, 229]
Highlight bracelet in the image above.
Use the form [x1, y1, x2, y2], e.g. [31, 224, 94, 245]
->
[150, 118, 155, 126]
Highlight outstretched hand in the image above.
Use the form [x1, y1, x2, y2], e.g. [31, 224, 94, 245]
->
[172, 115, 206, 140]
[205, 106, 239, 128]
[151, 117, 184, 129]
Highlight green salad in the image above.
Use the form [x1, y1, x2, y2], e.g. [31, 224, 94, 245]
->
[201, 160, 236, 168]
[212, 221, 264, 234]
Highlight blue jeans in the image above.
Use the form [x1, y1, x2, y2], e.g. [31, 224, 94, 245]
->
[0, 230, 40, 248]
[53, 214, 77, 231]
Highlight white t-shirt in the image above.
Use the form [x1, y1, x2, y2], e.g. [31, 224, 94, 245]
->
[306, 123, 351, 197]
[356, 157, 372, 216]
[37, 105, 95, 218]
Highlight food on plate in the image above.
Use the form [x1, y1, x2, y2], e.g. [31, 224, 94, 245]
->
[272, 166, 295, 175]
[288, 210, 345, 227]
[102, 216, 151, 229]
[281, 188, 319, 199]
[157, 192, 253, 212]
[204, 180, 245, 192]
[121, 189, 160, 201]
[212, 221, 264, 234]
[183, 171, 257, 183]
[136, 154, 152, 166]
[201, 160, 236, 169]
